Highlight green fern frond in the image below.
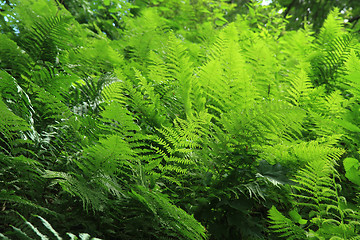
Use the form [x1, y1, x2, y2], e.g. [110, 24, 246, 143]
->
[269, 150, 360, 238]
[291, 141, 345, 165]
[268, 206, 306, 240]
[0, 96, 32, 155]
[320, 90, 348, 117]
[23, 15, 73, 63]
[101, 77, 126, 105]
[221, 100, 305, 148]
[260, 138, 344, 168]
[163, 34, 196, 118]
[145, 117, 209, 185]
[0, 35, 31, 78]
[317, 8, 345, 46]
[65, 38, 124, 76]
[199, 23, 257, 112]
[129, 185, 207, 240]
[291, 158, 338, 203]
[313, 32, 357, 87]
[100, 101, 140, 135]
[32, 83, 72, 120]
[121, 8, 169, 62]
[0, 189, 53, 215]
[286, 69, 314, 107]
[123, 69, 170, 129]
[6, 214, 102, 240]
[244, 37, 280, 98]
[344, 50, 360, 97]
[43, 170, 108, 212]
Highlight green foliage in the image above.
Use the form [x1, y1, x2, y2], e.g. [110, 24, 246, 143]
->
[3, 214, 101, 240]
[269, 155, 360, 239]
[343, 158, 360, 186]
[1, 0, 360, 239]
[273, 0, 360, 32]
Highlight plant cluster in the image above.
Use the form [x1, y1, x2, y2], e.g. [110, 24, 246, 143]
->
[0, 0, 360, 239]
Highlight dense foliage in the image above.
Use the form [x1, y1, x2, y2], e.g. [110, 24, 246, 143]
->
[0, 0, 360, 239]
[272, 0, 360, 32]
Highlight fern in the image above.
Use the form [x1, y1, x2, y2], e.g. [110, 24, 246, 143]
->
[126, 185, 207, 240]
[4, 214, 102, 240]
[149, 117, 206, 185]
[286, 69, 314, 107]
[268, 206, 307, 240]
[269, 155, 360, 239]
[200, 23, 257, 112]
[0, 35, 31, 78]
[312, 9, 357, 87]
[317, 9, 345, 47]
[22, 15, 73, 64]
[0, 96, 32, 155]
[344, 50, 360, 97]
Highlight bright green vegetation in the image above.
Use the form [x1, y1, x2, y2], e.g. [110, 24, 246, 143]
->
[0, 0, 360, 239]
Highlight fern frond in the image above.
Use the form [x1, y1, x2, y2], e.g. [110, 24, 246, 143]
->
[43, 170, 108, 212]
[268, 206, 306, 240]
[129, 185, 207, 240]
[86, 135, 135, 174]
[344, 50, 360, 97]
[317, 8, 345, 46]
[0, 96, 32, 155]
[123, 70, 170, 129]
[244, 37, 280, 98]
[291, 140, 345, 165]
[23, 15, 73, 63]
[6, 214, 102, 240]
[320, 90, 348, 118]
[0, 35, 31, 78]
[100, 101, 140, 135]
[101, 78, 126, 105]
[292, 159, 338, 206]
[286, 69, 314, 107]
[200, 23, 257, 112]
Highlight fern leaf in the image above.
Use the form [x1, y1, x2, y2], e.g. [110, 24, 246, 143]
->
[36, 215, 62, 240]
[344, 50, 360, 96]
[0, 96, 31, 155]
[286, 69, 313, 107]
[23, 15, 73, 63]
[317, 8, 345, 46]
[268, 206, 306, 239]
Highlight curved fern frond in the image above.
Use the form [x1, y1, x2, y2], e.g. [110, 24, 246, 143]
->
[0, 96, 32, 155]
[316, 34, 356, 86]
[312, 9, 358, 88]
[269, 151, 360, 239]
[317, 8, 345, 46]
[0, 35, 31, 78]
[286, 69, 314, 107]
[22, 15, 73, 63]
[344, 50, 360, 97]
[6, 214, 102, 240]
[128, 185, 207, 240]
[268, 206, 307, 240]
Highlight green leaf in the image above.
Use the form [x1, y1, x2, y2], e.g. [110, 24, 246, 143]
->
[215, 19, 227, 26]
[333, 119, 360, 132]
[109, 7, 117, 13]
[104, 0, 110, 6]
[289, 209, 307, 225]
[343, 158, 359, 172]
[343, 158, 360, 186]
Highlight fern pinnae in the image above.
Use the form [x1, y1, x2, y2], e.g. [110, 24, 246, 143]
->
[268, 206, 307, 240]
[24, 15, 73, 63]
[286, 69, 313, 107]
[36, 215, 62, 240]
